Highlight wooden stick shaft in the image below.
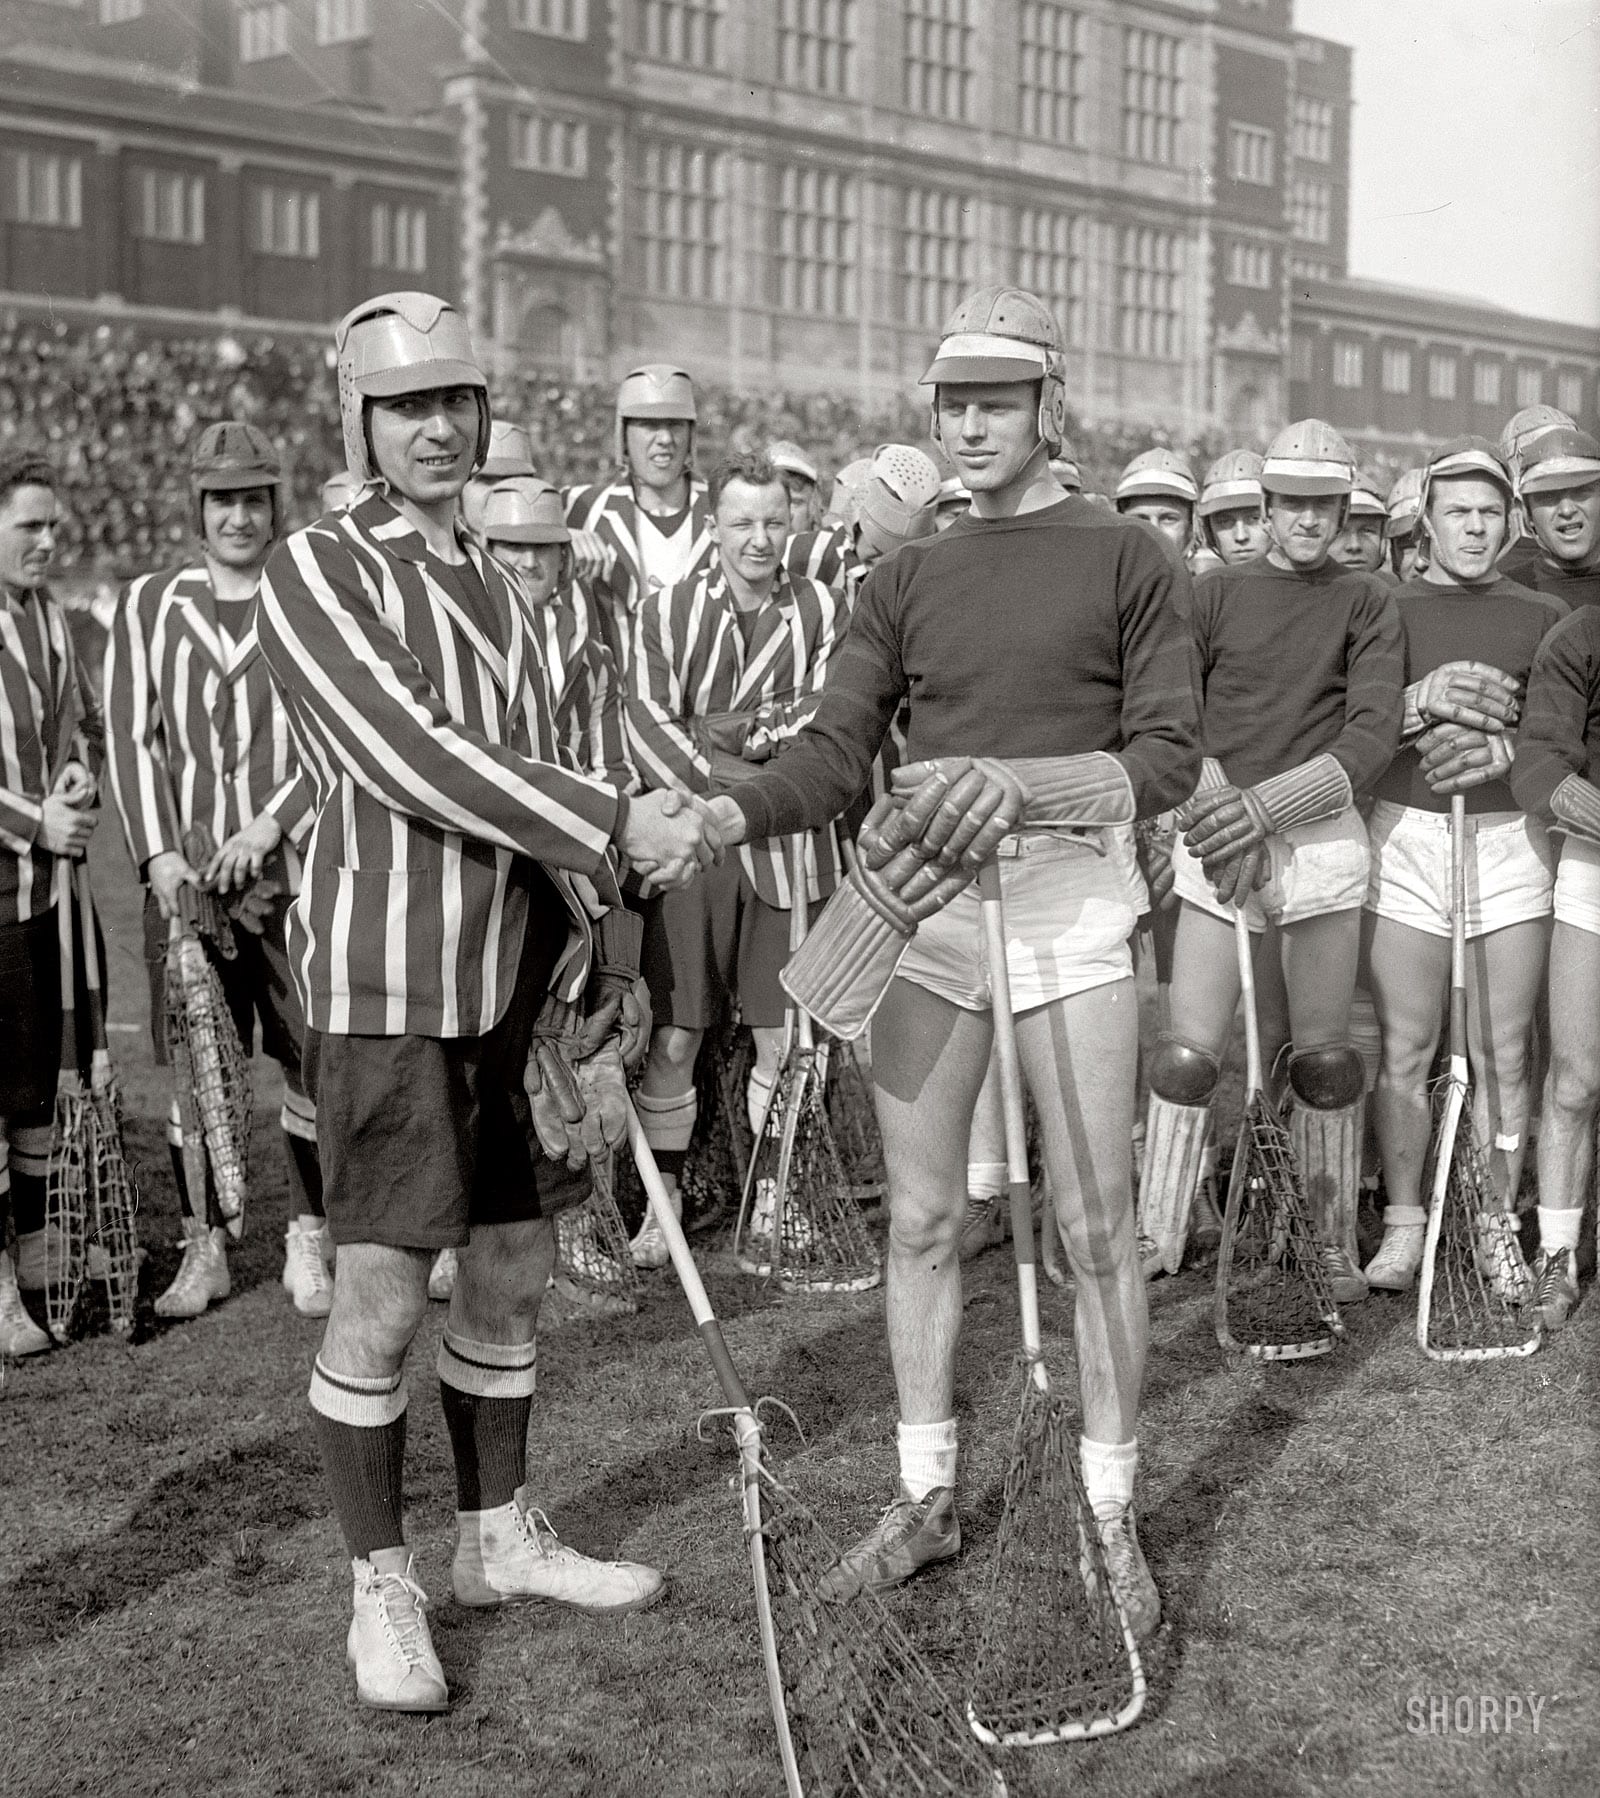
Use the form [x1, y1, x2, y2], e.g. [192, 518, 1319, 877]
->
[789, 836, 813, 1053]
[1234, 906, 1262, 1102]
[1449, 794, 1468, 1077]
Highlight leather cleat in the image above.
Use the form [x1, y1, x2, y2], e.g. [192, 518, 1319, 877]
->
[427, 1247, 458, 1302]
[283, 1218, 334, 1317]
[817, 1485, 960, 1602]
[347, 1556, 449, 1713]
[1530, 1247, 1579, 1331]
[958, 1193, 1007, 1262]
[1364, 1224, 1424, 1292]
[1320, 1243, 1368, 1304]
[1095, 1504, 1161, 1643]
[452, 1500, 666, 1614]
[154, 1220, 230, 1320]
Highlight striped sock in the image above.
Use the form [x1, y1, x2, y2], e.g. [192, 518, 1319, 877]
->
[309, 1358, 408, 1559]
[636, 1087, 696, 1180]
[438, 1332, 539, 1513]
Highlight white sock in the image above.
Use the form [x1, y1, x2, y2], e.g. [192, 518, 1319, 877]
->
[966, 1160, 1005, 1199]
[1381, 1205, 1426, 1230]
[1080, 1435, 1138, 1521]
[1538, 1206, 1583, 1254]
[635, 1087, 696, 1153]
[746, 1065, 778, 1137]
[897, 1418, 958, 1501]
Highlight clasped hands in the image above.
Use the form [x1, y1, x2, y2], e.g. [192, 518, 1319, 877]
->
[37, 759, 99, 859]
[1408, 659, 1520, 796]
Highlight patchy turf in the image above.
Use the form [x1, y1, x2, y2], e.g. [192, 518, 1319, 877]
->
[2, 839, 1596, 1798]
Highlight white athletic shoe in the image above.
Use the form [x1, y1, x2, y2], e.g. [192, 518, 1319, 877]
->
[427, 1247, 458, 1302]
[0, 1249, 49, 1356]
[1320, 1243, 1368, 1305]
[1364, 1224, 1424, 1292]
[14, 1225, 62, 1292]
[1136, 1231, 1166, 1283]
[154, 1220, 230, 1320]
[453, 1499, 666, 1613]
[629, 1184, 679, 1271]
[282, 1217, 334, 1318]
[347, 1556, 448, 1712]
[958, 1193, 1007, 1263]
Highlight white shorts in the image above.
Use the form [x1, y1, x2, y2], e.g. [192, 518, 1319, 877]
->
[1553, 834, 1600, 937]
[1363, 800, 1554, 940]
[1172, 805, 1369, 934]
[898, 829, 1142, 1014]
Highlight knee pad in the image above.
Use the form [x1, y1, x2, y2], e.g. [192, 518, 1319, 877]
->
[1288, 1043, 1365, 1111]
[1148, 1034, 1220, 1108]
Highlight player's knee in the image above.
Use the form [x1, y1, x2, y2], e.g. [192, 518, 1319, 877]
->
[1546, 1050, 1600, 1118]
[886, 1187, 964, 1260]
[647, 1024, 700, 1077]
[1148, 1034, 1220, 1107]
[1288, 1043, 1365, 1111]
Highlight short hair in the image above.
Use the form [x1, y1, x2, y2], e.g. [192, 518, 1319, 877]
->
[709, 452, 784, 513]
[0, 448, 55, 510]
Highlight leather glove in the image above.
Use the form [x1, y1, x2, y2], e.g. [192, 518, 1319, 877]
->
[1201, 840, 1268, 909]
[1416, 722, 1514, 795]
[1179, 781, 1271, 862]
[881, 756, 1031, 870]
[1406, 661, 1520, 736]
[225, 876, 280, 937]
[849, 794, 979, 934]
[1136, 818, 1177, 912]
[584, 907, 646, 1061]
[573, 1040, 629, 1159]
[526, 997, 590, 1169]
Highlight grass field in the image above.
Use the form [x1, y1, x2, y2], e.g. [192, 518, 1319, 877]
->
[2, 835, 1596, 1798]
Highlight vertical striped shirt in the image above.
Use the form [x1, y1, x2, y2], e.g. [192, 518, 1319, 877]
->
[257, 493, 627, 1038]
[519, 574, 637, 794]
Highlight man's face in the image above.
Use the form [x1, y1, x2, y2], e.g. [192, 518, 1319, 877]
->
[1425, 476, 1508, 584]
[1265, 491, 1345, 569]
[493, 540, 564, 605]
[1329, 515, 1386, 574]
[0, 483, 57, 592]
[936, 382, 1043, 493]
[1122, 498, 1192, 553]
[202, 486, 274, 571]
[368, 386, 482, 506]
[1528, 480, 1600, 567]
[778, 471, 818, 534]
[625, 419, 691, 494]
[712, 478, 789, 589]
[1209, 504, 1270, 565]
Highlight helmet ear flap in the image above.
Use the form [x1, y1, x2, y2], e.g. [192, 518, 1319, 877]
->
[928, 397, 942, 448]
[1038, 372, 1067, 452]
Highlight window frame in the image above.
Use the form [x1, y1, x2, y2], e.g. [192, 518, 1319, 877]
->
[1331, 340, 1363, 389]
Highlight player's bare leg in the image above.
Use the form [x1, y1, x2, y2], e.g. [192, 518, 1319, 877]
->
[634, 1024, 704, 1262]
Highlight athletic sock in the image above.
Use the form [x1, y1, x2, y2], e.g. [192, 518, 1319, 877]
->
[636, 1087, 696, 1181]
[1380, 1204, 1426, 1230]
[745, 1065, 778, 1137]
[1080, 1435, 1138, 1522]
[280, 1111, 325, 1220]
[966, 1161, 1005, 1201]
[897, 1418, 958, 1501]
[438, 1332, 538, 1513]
[309, 1358, 408, 1559]
[8, 1123, 49, 1237]
[1537, 1206, 1583, 1254]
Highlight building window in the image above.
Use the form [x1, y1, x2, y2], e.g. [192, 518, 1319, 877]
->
[1559, 371, 1586, 416]
[1515, 367, 1543, 409]
[9, 151, 82, 228]
[772, 164, 856, 317]
[1018, 2, 1085, 146]
[370, 201, 428, 273]
[314, 0, 368, 44]
[1123, 28, 1183, 166]
[1292, 95, 1333, 162]
[905, 0, 974, 122]
[1332, 341, 1363, 388]
[1118, 226, 1182, 360]
[1428, 353, 1457, 401]
[1227, 122, 1274, 186]
[136, 170, 204, 244]
[636, 0, 722, 66]
[510, 112, 589, 177]
[252, 185, 320, 258]
[510, 0, 588, 34]
[1473, 361, 1502, 407]
[1381, 347, 1411, 395]
[1226, 240, 1272, 289]
[1290, 333, 1313, 383]
[1291, 256, 1330, 283]
[1290, 176, 1331, 244]
[238, 3, 290, 62]
[634, 139, 723, 299]
[99, 0, 143, 20]
[901, 185, 973, 329]
[1014, 206, 1085, 347]
[777, 0, 854, 95]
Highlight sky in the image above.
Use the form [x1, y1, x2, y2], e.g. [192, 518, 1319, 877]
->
[1293, 0, 1600, 326]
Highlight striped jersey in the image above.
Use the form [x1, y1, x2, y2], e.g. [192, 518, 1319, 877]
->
[257, 492, 627, 1039]
[0, 586, 102, 926]
[104, 564, 311, 893]
[564, 475, 715, 672]
[785, 521, 856, 596]
[519, 575, 637, 794]
[626, 561, 845, 908]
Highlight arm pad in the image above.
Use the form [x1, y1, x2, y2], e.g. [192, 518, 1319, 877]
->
[1549, 772, 1600, 846]
[590, 905, 643, 983]
[1248, 752, 1352, 833]
[1008, 753, 1137, 829]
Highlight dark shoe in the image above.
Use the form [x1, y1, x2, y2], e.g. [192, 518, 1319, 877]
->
[817, 1485, 960, 1601]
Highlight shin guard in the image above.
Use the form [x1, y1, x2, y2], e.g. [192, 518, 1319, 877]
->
[1290, 1097, 1363, 1261]
[1137, 1094, 1212, 1276]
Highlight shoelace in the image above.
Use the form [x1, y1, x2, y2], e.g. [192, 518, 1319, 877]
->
[372, 1570, 432, 1666]
[289, 1234, 330, 1287]
[1531, 1249, 1572, 1307]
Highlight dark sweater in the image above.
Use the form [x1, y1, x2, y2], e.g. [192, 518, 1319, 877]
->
[733, 496, 1202, 839]
[1510, 606, 1600, 822]
[1190, 555, 1403, 792]
[1371, 575, 1567, 814]
[1515, 553, 1600, 613]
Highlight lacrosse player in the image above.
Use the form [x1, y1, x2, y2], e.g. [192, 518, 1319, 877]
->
[1197, 450, 1271, 568]
[1496, 405, 1576, 586]
[705, 286, 1201, 1640]
[769, 439, 822, 536]
[1114, 448, 1198, 558]
[1150, 420, 1404, 1304]
[1361, 439, 1565, 1292]
[1510, 426, 1600, 612]
[0, 450, 100, 1356]
[258, 292, 717, 1713]
[106, 422, 328, 1320]
[1330, 473, 1391, 577]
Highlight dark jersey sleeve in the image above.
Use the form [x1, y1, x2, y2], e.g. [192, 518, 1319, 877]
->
[1113, 530, 1203, 814]
[1510, 608, 1600, 822]
[1331, 577, 1405, 795]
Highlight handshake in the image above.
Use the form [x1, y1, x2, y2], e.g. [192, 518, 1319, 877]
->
[619, 788, 749, 891]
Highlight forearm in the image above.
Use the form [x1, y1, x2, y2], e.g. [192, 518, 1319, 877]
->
[0, 783, 42, 855]
[262, 771, 313, 846]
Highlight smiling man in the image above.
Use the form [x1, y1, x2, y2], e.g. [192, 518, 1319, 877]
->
[702, 287, 1199, 1637]
[107, 422, 327, 1321]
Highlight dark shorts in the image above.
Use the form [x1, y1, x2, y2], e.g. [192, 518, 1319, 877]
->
[0, 909, 61, 1119]
[301, 880, 588, 1250]
[143, 891, 306, 1080]
[641, 858, 811, 1031]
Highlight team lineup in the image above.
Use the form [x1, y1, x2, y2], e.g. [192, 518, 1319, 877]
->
[3, 280, 1599, 1790]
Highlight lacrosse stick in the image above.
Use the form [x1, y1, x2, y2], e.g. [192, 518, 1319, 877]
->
[967, 860, 1147, 1746]
[1417, 795, 1541, 1360]
[628, 1105, 1006, 1798]
[677, 1015, 754, 1234]
[74, 862, 139, 1336]
[43, 861, 89, 1344]
[735, 839, 881, 1294]
[552, 1158, 639, 1318]
[1213, 901, 1345, 1360]
[166, 884, 251, 1238]
[823, 839, 886, 1203]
